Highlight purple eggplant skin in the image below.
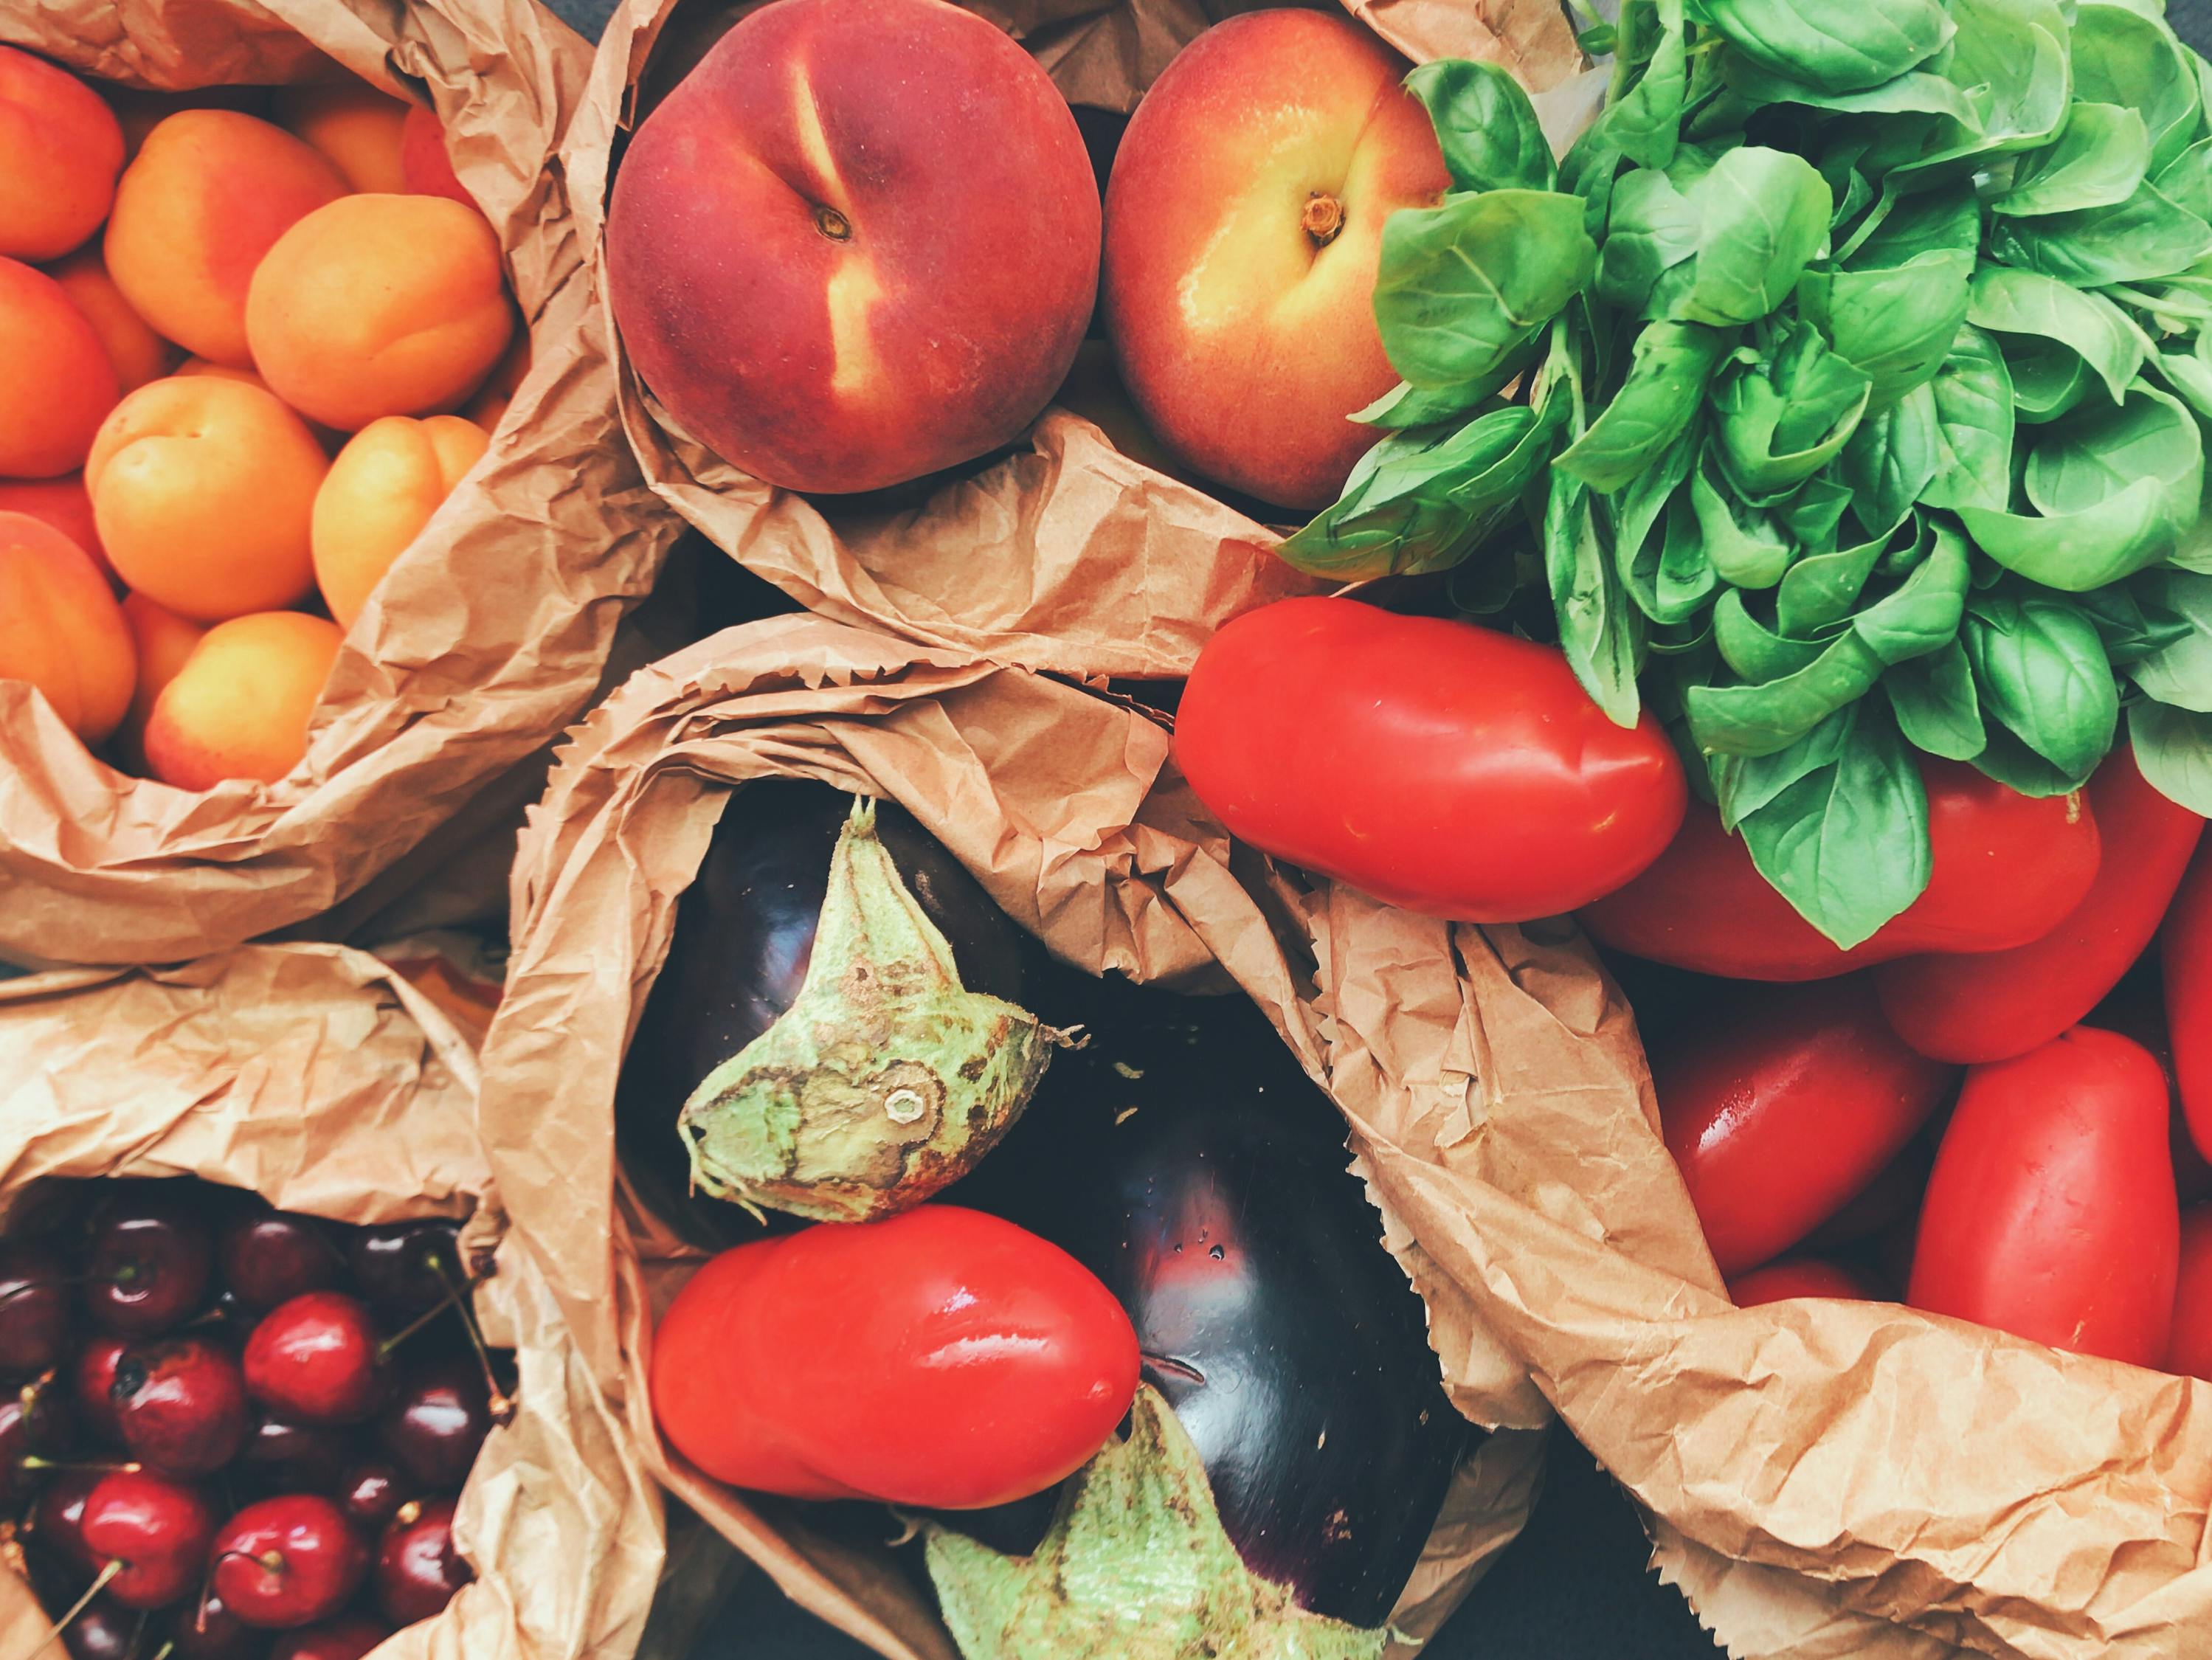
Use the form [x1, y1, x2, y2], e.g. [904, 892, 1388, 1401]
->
[616, 778, 1029, 1247]
[952, 981, 1470, 1628]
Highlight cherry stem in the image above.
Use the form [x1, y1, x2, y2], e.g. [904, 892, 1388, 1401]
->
[423, 1251, 514, 1424]
[18, 1456, 142, 1474]
[16, 1559, 120, 1660]
[375, 1301, 452, 1359]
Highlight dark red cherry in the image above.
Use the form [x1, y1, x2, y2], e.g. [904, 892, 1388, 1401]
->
[373, 1499, 471, 1628]
[166, 1583, 272, 1660]
[86, 1192, 215, 1338]
[1, 1375, 77, 1502]
[32, 1469, 106, 1576]
[80, 1469, 218, 1610]
[219, 1214, 345, 1315]
[373, 1358, 489, 1493]
[240, 1411, 354, 1495]
[113, 1338, 249, 1478]
[59, 1597, 144, 1660]
[0, 1239, 73, 1377]
[75, 1336, 131, 1447]
[211, 1495, 370, 1630]
[243, 1295, 387, 1427]
[333, 1463, 406, 1533]
[268, 1616, 390, 1660]
[346, 1225, 462, 1319]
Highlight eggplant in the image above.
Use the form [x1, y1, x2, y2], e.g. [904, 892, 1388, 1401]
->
[618, 780, 1029, 1245]
[951, 981, 1470, 1628]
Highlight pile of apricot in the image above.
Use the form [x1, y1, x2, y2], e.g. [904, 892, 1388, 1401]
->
[0, 49, 528, 790]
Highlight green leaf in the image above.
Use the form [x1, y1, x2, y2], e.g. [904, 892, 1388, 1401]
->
[2154, 137, 2212, 222]
[1596, 169, 1701, 313]
[2129, 569, 2212, 710]
[2069, 2, 2203, 172]
[1797, 248, 1973, 408]
[1917, 325, 2015, 511]
[1847, 187, 1983, 268]
[1608, 19, 1690, 170]
[1674, 147, 1834, 326]
[1991, 104, 2153, 217]
[1352, 372, 1516, 429]
[1987, 176, 2212, 286]
[1546, 466, 1646, 727]
[1405, 60, 1555, 195]
[1885, 640, 1988, 759]
[1712, 705, 1856, 828]
[1711, 322, 1873, 497]
[1960, 589, 2122, 781]
[1689, 0, 1953, 95]
[1611, 428, 1717, 623]
[1714, 590, 1828, 682]
[2003, 336, 2101, 423]
[1966, 269, 2149, 404]
[1839, 386, 1938, 535]
[1720, 55, 1977, 120]
[1375, 190, 1599, 389]
[1934, 0, 2071, 153]
[926, 1387, 1388, 1660]
[1558, 322, 1731, 491]
[1777, 528, 1893, 636]
[1690, 457, 1792, 589]
[2133, 699, 2212, 813]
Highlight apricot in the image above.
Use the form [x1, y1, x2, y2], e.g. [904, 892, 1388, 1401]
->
[246, 194, 513, 432]
[0, 474, 110, 582]
[119, 591, 207, 763]
[0, 256, 119, 478]
[103, 109, 348, 365]
[143, 610, 339, 789]
[277, 79, 409, 193]
[107, 86, 271, 162]
[0, 510, 135, 744]
[0, 46, 123, 260]
[312, 414, 488, 629]
[49, 247, 181, 392]
[461, 331, 528, 429]
[399, 104, 470, 205]
[86, 376, 327, 621]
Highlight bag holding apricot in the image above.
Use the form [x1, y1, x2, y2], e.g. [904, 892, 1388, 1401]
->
[464, 612, 1709, 1659]
[0, 0, 681, 966]
[0, 943, 664, 1660]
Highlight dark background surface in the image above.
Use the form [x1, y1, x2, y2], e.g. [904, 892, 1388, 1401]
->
[539, 1, 2212, 1656]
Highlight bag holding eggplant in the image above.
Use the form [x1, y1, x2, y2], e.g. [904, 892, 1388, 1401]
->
[465, 611, 1717, 1659]
[0, 945, 664, 1660]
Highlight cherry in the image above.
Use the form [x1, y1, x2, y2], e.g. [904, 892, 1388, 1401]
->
[333, 1463, 406, 1534]
[113, 1338, 249, 1478]
[32, 1470, 107, 1576]
[239, 1411, 353, 1496]
[58, 1598, 143, 1660]
[76, 1336, 131, 1447]
[0, 1239, 73, 1377]
[210, 1495, 369, 1630]
[2, 1375, 78, 1502]
[373, 1358, 490, 1493]
[86, 1191, 215, 1339]
[267, 1617, 389, 1660]
[345, 1225, 462, 1320]
[165, 1584, 271, 1660]
[373, 1499, 471, 1628]
[80, 1469, 218, 1610]
[242, 1296, 387, 1428]
[218, 1216, 344, 1316]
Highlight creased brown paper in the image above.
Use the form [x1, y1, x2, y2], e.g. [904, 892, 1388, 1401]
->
[566, 0, 1578, 684]
[0, 0, 683, 967]
[469, 612, 1651, 1658]
[0, 944, 666, 1660]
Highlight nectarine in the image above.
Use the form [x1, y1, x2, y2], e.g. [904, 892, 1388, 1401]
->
[313, 414, 489, 629]
[0, 46, 123, 260]
[1102, 10, 1448, 509]
[143, 610, 340, 789]
[49, 247, 181, 392]
[0, 255, 119, 478]
[86, 375, 327, 620]
[604, 0, 1099, 494]
[0, 509, 135, 744]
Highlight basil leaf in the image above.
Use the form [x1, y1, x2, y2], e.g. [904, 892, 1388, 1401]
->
[1352, 372, 1518, 429]
[1714, 590, 1828, 682]
[1613, 429, 1716, 623]
[2069, 2, 2203, 173]
[1884, 640, 1988, 760]
[1960, 588, 2122, 781]
[1690, 457, 1792, 589]
[2003, 336, 2100, 424]
[2133, 699, 2212, 814]
[1596, 170, 1701, 312]
[1710, 323, 1872, 496]
[1689, 0, 1954, 97]
[2081, 581, 2196, 666]
[1966, 269, 2149, 404]
[1991, 104, 2153, 218]
[1987, 176, 2212, 286]
[1374, 190, 1599, 390]
[1545, 468, 1645, 726]
[1609, 18, 1690, 171]
[2155, 138, 2212, 223]
[1777, 528, 1892, 636]
[2150, 348, 2212, 421]
[1720, 55, 1977, 120]
[2129, 570, 2212, 710]
[1712, 705, 1856, 828]
[1917, 325, 2015, 512]
[1971, 722, 2098, 796]
[1797, 247, 1972, 408]
[1777, 476, 1853, 553]
[1839, 384, 1940, 536]
[1674, 147, 1834, 326]
[1932, 0, 2070, 154]
[1405, 60, 1555, 195]
[1558, 322, 1729, 491]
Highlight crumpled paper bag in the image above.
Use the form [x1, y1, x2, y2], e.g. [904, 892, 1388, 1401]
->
[0, 943, 666, 1660]
[565, 0, 1580, 684]
[0, 0, 685, 967]
[468, 612, 1679, 1657]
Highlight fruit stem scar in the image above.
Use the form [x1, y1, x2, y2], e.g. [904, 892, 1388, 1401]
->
[1302, 191, 1344, 247]
[885, 1087, 925, 1124]
[814, 204, 852, 242]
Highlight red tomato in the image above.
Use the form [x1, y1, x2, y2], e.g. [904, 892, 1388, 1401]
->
[1175, 598, 1686, 922]
[1875, 746, 2203, 1063]
[2168, 1208, 2212, 1380]
[1655, 977, 1958, 1276]
[1909, 1028, 2177, 1366]
[2165, 842, 2212, 1163]
[650, 1206, 1138, 1509]
[1727, 1259, 1881, 1307]
[1583, 760, 2102, 979]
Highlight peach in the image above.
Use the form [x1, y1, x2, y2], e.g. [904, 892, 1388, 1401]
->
[312, 414, 488, 629]
[118, 591, 207, 763]
[103, 109, 348, 365]
[142, 610, 340, 789]
[246, 194, 514, 432]
[0, 46, 123, 260]
[400, 104, 471, 206]
[86, 375, 327, 621]
[48, 247, 181, 392]
[0, 510, 135, 744]
[0, 256, 119, 478]
[277, 79, 409, 193]
[1102, 10, 1449, 509]
[0, 474, 111, 583]
[603, 0, 1099, 494]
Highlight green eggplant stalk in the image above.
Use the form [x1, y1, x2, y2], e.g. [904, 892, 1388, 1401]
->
[677, 796, 1061, 1223]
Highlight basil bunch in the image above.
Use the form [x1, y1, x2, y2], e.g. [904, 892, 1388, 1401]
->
[1283, 0, 2212, 948]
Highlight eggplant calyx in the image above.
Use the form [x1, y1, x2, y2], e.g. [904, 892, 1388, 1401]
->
[677, 795, 1065, 1224]
[923, 1386, 1388, 1660]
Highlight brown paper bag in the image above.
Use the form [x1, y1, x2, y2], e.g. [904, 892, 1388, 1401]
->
[0, 0, 685, 967]
[566, 0, 1582, 685]
[469, 611, 1712, 1658]
[0, 943, 666, 1660]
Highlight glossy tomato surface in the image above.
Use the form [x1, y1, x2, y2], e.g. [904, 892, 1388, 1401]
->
[1655, 977, 1958, 1275]
[1876, 746, 2203, 1062]
[2165, 842, 2212, 1163]
[1909, 1028, 2177, 1366]
[1175, 598, 1686, 922]
[2168, 1207, 2212, 1381]
[650, 1206, 1138, 1510]
[1727, 1259, 1881, 1307]
[1584, 760, 2101, 979]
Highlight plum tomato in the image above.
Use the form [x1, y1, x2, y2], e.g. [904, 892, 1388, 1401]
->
[1727, 1259, 1881, 1307]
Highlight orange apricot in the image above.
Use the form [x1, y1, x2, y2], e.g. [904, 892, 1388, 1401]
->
[0, 509, 135, 744]
[106, 86, 271, 162]
[0, 474, 111, 583]
[461, 331, 528, 430]
[143, 610, 341, 789]
[0, 256, 119, 478]
[48, 247, 181, 392]
[86, 375, 327, 621]
[0, 46, 123, 260]
[312, 415, 488, 629]
[117, 591, 208, 764]
[276, 79, 409, 193]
